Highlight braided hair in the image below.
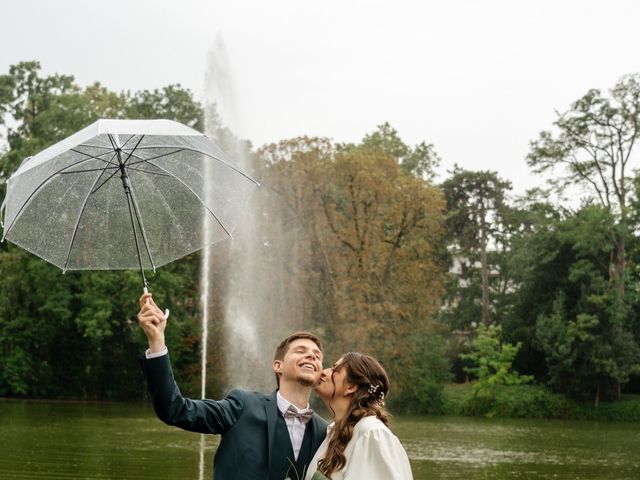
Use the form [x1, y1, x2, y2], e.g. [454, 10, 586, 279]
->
[316, 352, 390, 477]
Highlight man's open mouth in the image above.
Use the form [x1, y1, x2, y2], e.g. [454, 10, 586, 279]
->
[299, 362, 316, 372]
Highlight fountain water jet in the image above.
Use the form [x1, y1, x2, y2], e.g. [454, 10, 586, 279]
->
[202, 35, 277, 392]
[197, 33, 309, 478]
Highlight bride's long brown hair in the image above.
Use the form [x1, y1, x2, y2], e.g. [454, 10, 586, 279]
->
[317, 352, 390, 478]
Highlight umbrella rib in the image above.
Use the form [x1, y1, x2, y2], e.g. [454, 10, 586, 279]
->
[121, 135, 146, 166]
[126, 178, 157, 273]
[124, 149, 186, 167]
[145, 159, 234, 238]
[120, 134, 137, 149]
[90, 167, 122, 195]
[123, 166, 171, 176]
[2, 156, 106, 241]
[62, 161, 115, 272]
[78, 151, 120, 195]
[70, 148, 120, 165]
[133, 145, 259, 186]
[60, 166, 119, 175]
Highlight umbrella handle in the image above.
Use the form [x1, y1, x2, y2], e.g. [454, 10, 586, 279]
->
[143, 286, 170, 320]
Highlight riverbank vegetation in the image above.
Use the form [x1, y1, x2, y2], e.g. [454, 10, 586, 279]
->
[1, 61, 639, 420]
[443, 383, 640, 422]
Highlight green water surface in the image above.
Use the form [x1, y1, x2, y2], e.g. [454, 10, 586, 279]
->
[1, 400, 638, 479]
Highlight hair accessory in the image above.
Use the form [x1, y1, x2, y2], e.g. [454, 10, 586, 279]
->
[367, 383, 385, 406]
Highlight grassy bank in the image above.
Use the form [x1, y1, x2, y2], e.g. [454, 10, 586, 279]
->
[442, 383, 640, 421]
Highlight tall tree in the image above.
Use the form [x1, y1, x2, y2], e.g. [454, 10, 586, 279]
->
[441, 167, 512, 326]
[256, 130, 449, 409]
[527, 74, 640, 294]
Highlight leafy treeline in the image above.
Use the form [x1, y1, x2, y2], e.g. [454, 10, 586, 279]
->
[1, 61, 639, 411]
[443, 74, 640, 406]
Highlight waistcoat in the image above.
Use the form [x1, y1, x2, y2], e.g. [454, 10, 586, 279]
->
[270, 411, 315, 480]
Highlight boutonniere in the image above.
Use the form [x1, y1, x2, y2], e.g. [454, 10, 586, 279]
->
[284, 461, 328, 480]
[284, 459, 306, 480]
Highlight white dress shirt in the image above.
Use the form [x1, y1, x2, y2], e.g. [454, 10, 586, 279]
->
[276, 391, 313, 460]
[145, 347, 168, 359]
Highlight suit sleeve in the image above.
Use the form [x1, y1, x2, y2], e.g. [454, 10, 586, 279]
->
[140, 353, 245, 434]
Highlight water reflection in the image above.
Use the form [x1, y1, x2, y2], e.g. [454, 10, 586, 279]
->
[393, 416, 640, 479]
[2, 401, 639, 480]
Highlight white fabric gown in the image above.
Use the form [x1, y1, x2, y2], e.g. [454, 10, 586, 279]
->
[304, 415, 413, 480]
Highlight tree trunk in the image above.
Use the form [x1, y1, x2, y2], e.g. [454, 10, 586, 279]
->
[480, 238, 490, 327]
[616, 235, 626, 296]
[594, 383, 600, 408]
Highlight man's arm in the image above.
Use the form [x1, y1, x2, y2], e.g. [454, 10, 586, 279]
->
[140, 353, 245, 434]
[137, 293, 245, 434]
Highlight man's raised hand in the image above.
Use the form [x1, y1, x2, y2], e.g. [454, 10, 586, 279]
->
[137, 292, 167, 353]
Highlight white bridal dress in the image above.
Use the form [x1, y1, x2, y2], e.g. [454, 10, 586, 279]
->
[304, 415, 413, 480]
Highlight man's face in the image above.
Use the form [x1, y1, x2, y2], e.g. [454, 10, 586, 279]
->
[274, 338, 323, 387]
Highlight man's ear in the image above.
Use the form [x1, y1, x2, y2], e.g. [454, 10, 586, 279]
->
[273, 359, 283, 375]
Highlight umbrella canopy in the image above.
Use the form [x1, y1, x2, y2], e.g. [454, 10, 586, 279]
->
[1, 118, 258, 288]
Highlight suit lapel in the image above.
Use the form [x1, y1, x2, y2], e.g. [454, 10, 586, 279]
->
[310, 416, 326, 453]
[265, 390, 279, 477]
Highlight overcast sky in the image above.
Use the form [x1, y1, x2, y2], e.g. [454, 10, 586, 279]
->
[2, 0, 640, 194]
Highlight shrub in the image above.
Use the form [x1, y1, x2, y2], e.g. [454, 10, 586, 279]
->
[444, 383, 569, 419]
[571, 396, 640, 422]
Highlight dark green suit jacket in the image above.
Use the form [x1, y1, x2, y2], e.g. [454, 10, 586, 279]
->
[140, 353, 328, 480]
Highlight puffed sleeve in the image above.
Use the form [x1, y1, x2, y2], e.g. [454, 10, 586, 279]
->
[343, 425, 413, 480]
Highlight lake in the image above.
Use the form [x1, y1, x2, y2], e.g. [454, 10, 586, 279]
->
[1, 400, 638, 479]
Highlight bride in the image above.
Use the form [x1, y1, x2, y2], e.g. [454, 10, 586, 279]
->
[304, 352, 413, 480]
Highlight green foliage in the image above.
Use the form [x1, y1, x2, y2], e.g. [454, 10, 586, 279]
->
[389, 334, 451, 414]
[520, 206, 640, 402]
[343, 122, 441, 180]
[571, 396, 640, 422]
[527, 74, 640, 215]
[126, 84, 204, 130]
[527, 74, 640, 307]
[443, 383, 569, 419]
[0, 61, 203, 400]
[461, 324, 533, 397]
[443, 383, 640, 421]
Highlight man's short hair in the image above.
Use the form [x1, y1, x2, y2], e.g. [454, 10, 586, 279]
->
[273, 332, 322, 386]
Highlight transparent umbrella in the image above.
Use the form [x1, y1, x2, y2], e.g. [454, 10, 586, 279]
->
[1, 118, 258, 292]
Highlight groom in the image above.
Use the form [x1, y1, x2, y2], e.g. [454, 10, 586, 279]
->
[137, 293, 327, 480]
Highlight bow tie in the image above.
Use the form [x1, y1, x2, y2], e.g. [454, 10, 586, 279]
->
[284, 405, 314, 424]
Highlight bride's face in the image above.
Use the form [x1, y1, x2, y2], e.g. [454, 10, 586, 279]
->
[315, 356, 349, 401]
